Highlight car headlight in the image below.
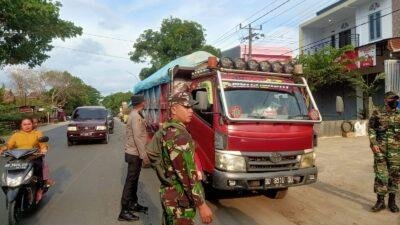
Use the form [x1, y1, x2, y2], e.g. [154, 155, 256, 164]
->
[67, 126, 77, 131]
[215, 151, 246, 172]
[300, 149, 316, 168]
[96, 125, 107, 131]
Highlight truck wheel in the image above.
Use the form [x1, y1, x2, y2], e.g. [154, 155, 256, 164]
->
[265, 188, 288, 199]
[8, 201, 19, 225]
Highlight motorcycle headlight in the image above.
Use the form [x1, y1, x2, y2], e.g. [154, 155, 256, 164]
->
[67, 126, 77, 131]
[6, 174, 24, 187]
[300, 149, 316, 168]
[215, 151, 246, 172]
[96, 125, 107, 131]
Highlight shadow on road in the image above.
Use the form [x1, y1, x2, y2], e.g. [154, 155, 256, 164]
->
[210, 199, 260, 225]
[310, 181, 372, 211]
[137, 181, 162, 225]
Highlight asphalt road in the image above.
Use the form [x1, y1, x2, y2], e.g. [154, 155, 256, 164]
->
[1, 120, 399, 225]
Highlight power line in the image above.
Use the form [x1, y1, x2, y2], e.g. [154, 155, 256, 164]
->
[82, 32, 135, 43]
[247, 0, 291, 26]
[275, 4, 394, 51]
[252, 0, 327, 45]
[53, 45, 131, 60]
[213, 0, 292, 47]
[280, 7, 400, 56]
[211, 0, 278, 45]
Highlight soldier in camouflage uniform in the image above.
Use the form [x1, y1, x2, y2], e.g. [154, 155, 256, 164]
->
[368, 91, 400, 213]
[160, 91, 213, 225]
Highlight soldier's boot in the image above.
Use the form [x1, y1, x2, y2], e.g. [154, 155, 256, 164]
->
[388, 193, 399, 213]
[371, 194, 386, 212]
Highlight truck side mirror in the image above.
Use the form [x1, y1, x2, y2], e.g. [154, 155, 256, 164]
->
[194, 91, 210, 111]
[336, 96, 344, 114]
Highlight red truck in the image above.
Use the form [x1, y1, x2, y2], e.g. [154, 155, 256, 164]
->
[134, 51, 321, 198]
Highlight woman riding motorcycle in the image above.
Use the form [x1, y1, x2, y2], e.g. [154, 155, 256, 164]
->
[0, 117, 52, 192]
[0, 117, 47, 153]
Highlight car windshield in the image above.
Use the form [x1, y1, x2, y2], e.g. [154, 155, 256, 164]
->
[72, 108, 107, 120]
[223, 88, 309, 120]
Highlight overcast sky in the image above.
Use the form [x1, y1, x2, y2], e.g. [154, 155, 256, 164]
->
[0, 0, 338, 96]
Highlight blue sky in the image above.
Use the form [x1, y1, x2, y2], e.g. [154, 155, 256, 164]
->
[0, 0, 338, 95]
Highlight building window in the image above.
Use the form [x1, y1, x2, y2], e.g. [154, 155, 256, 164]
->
[339, 29, 351, 47]
[369, 11, 381, 40]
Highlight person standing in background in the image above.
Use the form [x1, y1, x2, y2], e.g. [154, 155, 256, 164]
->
[118, 95, 150, 221]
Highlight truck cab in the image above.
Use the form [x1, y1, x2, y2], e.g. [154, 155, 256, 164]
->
[134, 51, 321, 198]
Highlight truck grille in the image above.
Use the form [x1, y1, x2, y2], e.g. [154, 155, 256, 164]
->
[247, 155, 299, 172]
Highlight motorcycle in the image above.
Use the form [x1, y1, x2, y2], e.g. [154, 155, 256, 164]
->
[0, 136, 50, 225]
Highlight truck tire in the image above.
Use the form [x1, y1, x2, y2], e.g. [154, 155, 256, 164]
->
[265, 188, 288, 199]
[341, 121, 353, 133]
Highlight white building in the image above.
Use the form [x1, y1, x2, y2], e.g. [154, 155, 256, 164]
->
[299, 0, 400, 122]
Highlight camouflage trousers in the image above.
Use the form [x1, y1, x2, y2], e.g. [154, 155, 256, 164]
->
[160, 186, 196, 225]
[374, 145, 400, 195]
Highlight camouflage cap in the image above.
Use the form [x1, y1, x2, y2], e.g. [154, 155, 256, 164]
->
[384, 91, 399, 100]
[169, 91, 198, 107]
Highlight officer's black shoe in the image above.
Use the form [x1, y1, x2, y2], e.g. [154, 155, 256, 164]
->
[131, 203, 149, 213]
[118, 210, 139, 221]
[371, 194, 386, 212]
[388, 193, 399, 213]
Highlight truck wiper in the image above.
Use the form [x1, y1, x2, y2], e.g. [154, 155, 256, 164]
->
[248, 113, 267, 119]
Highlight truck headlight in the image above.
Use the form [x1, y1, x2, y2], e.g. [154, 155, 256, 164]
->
[215, 151, 246, 172]
[96, 125, 107, 131]
[67, 126, 77, 131]
[300, 149, 316, 168]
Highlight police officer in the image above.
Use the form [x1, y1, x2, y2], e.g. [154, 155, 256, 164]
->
[368, 91, 400, 213]
[118, 95, 150, 221]
[160, 91, 213, 225]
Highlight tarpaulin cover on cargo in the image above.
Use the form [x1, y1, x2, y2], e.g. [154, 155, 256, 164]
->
[133, 51, 213, 94]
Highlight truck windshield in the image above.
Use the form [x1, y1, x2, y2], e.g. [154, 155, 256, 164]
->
[72, 108, 107, 120]
[223, 88, 309, 120]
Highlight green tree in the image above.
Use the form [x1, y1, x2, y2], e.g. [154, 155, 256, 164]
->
[0, 0, 82, 67]
[101, 92, 132, 115]
[41, 70, 101, 114]
[297, 45, 363, 91]
[129, 17, 220, 80]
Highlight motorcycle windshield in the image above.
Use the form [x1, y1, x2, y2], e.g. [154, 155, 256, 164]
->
[5, 149, 37, 159]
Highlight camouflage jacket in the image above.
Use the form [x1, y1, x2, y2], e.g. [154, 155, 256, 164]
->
[368, 108, 400, 148]
[161, 119, 205, 208]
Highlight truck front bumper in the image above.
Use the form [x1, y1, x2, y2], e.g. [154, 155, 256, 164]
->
[212, 167, 317, 190]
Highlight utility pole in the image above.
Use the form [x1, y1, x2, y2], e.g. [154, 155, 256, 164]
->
[240, 23, 263, 60]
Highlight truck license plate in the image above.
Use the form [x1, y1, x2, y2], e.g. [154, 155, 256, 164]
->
[81, 132, 92, 136]
[265, 176, 294, 186]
